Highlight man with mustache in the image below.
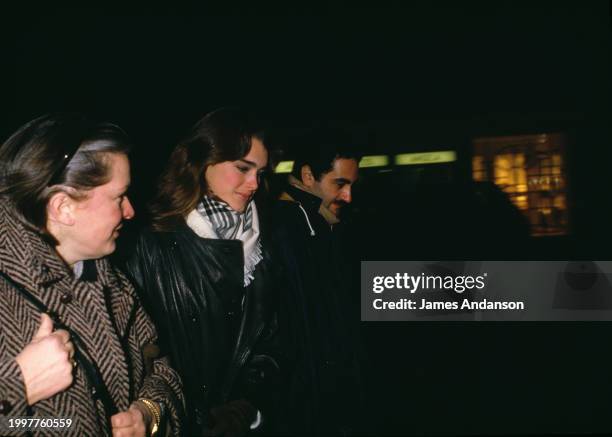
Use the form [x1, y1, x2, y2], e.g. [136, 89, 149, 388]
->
[273, 128, 363, 436]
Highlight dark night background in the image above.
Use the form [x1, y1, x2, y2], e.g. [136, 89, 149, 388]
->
[1, 2, 611, 436]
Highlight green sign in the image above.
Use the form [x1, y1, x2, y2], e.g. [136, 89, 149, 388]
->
[395, 151, 457, 166]
[274, 161, 294, 173]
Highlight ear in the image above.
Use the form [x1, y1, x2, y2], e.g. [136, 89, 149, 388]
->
[46, 192, 76, 226]
[300, 165, 316, 188]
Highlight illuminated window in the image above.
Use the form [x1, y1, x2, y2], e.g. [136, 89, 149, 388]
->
[472, 156, 486, 181]
[472, 133, 568, 236]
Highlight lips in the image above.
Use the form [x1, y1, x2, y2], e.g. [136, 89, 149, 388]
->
[235, 192, 253, 201]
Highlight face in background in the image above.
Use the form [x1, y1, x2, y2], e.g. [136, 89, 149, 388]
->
[205, 137, 268, 212]
[303, 157, 359, 217]
[53, 153, 134, 264]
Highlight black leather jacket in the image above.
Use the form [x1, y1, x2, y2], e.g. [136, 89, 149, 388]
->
[125, 223, 280, 435]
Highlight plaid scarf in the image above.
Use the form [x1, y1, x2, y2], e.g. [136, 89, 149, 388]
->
[187, 196, 263, 286]
[196, 195, 254, 239]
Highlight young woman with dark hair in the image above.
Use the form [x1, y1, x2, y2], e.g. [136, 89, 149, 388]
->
[0, 113, 185, 436]
[126, 108, 280, 437]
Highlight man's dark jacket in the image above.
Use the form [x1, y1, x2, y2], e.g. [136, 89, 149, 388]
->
[272, 184, 364, 436]
[125, 220, 281, 435]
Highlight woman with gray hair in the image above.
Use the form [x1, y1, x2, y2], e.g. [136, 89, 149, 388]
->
[0, 114, 185, 436]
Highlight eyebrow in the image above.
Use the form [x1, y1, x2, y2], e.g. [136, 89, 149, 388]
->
[238, 159, 266, 170]
[334, 178, 353, 184]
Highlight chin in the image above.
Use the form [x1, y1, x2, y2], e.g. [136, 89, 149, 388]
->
[230, 201, 247, 213]
[100, 242, 117, 257]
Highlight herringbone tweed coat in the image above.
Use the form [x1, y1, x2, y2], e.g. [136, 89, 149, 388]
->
[0, 200, 185, 436]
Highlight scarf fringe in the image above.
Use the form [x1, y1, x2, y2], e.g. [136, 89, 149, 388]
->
[244, 239, 263, 286]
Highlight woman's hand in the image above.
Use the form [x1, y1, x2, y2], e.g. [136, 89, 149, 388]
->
[111, 405, 148, 437]
[208, 399, 257, 437]
[15, 313, 75, 405]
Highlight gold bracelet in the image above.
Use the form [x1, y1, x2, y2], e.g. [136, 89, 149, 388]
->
[137, 398, 161, 436]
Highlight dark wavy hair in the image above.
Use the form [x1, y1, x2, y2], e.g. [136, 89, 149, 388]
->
[0, 113, 131, 244]
[290, 127, 362, 181]
[149, 108, 267, 231]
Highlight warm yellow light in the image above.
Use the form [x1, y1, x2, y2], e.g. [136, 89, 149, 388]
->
[274, 161, 294, 173]
[395, 151, 457, 166]
[472, 156, 486, 181]
[359, 155, 389, 168]
[516, 184, 528, 193]
[514, 195, 528, 210]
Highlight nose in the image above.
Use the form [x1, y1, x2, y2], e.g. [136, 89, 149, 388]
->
[338, 185, 352, 204]
[122, 196, 135, 220]
[245, 171, 259, 191]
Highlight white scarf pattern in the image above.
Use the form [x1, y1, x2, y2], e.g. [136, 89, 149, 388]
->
[186, 196, 263, 287]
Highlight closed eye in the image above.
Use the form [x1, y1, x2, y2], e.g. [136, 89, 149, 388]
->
[116, 187, 130, 203]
